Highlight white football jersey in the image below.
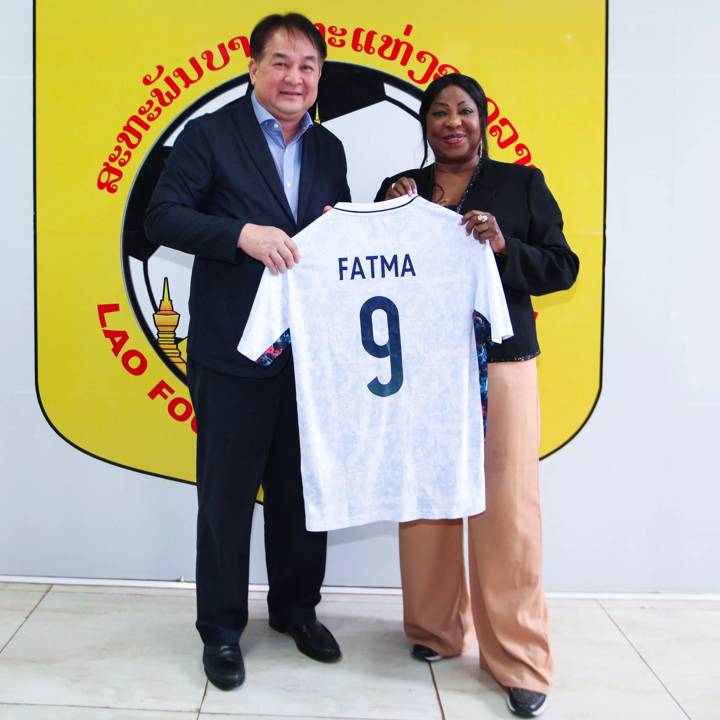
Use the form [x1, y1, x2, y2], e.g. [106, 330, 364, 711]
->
[238, 195, 512, 531]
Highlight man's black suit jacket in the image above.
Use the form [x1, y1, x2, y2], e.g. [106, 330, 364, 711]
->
[145, 94, 351, 377]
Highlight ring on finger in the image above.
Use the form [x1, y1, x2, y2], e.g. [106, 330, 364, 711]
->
[477, 213, 488, 223]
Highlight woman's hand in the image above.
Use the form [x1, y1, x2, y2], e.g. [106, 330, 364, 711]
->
[460, 210, 507, 255]
[384, 177, 417, 200]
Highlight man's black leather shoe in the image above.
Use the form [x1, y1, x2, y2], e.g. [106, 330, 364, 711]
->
[202, 644, 245, 690]
[269, 616, 342, 663]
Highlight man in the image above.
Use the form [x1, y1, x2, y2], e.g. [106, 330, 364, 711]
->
[145, 13, 350, 690]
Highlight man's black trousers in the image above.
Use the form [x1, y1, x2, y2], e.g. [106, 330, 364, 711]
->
[188, 358, 327, 646]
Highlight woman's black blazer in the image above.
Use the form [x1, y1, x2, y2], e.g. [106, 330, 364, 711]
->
[376, 159, 579, 361]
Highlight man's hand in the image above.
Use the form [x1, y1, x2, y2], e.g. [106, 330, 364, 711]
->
[238, 223, 300, 274]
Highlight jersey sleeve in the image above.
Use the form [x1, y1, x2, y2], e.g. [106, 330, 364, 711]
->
[237, 269, 290, 364]
[474, 243, 514, 344]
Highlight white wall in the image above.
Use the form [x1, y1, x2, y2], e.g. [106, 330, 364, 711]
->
[543, 0, 720, 593]
[1, 1, 718, 592]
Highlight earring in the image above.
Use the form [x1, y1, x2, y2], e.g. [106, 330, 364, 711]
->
[478, 137, 484, 158]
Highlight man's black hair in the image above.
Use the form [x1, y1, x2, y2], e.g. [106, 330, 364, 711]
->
[250, 13, 327, 62]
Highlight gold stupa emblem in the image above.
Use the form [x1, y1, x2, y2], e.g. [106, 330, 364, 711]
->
[153, 277, 187, 374]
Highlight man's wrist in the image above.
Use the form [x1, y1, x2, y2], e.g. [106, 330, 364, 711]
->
[238, 223, 256, 248]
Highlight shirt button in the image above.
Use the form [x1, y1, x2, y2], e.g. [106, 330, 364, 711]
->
[286, 181, 291, 187]
[274, 123, 279, 129]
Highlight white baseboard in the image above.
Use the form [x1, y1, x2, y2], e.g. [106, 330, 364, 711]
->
[1, 575, 718, 601]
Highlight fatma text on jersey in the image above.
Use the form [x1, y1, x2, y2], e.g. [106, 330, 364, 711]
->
[338, 254, 416, 281]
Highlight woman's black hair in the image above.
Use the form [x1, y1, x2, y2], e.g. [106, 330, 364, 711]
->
[419, 73, 489, 167]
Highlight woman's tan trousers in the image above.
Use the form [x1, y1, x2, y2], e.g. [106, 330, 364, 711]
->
[399, 359, 553, 693]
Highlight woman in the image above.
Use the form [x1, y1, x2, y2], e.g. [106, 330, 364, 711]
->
[375, 74, 579, 718]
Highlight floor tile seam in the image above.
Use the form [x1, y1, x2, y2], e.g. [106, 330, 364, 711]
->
[197, 679, 209, 717]
[47, 587, 195, 599]
[0, 700, 197, 714]
[593, 605, 720, 613]
[0, 584, 51, 655]
[428, 663, 447, 720]
[199, 713, 415, 719]
[598, 599, 692, 720]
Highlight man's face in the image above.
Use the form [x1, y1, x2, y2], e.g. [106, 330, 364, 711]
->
[249, 29, 322, 124]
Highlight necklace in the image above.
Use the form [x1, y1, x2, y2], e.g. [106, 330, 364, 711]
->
[431, 159, 482, 214]
[456, 159, 482, 215]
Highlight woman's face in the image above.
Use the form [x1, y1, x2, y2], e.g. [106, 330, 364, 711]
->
[425, 84, 482, 164]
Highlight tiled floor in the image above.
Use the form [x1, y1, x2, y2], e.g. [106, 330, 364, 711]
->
[0, 582, 717, 719]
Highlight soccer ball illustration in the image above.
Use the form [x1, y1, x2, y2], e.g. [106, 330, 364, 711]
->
[122, 63, 426, 379]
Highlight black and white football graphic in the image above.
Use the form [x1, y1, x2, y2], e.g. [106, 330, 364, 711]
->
[122, 63, 426, 380]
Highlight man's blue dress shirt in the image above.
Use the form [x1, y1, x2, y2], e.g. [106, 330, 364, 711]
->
[250, 91, 314, 221]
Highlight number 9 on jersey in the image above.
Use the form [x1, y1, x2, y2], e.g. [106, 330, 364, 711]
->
[359, 296, 404, 397]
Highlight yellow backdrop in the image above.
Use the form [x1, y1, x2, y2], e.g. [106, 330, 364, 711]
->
[36, 0, 605, 482]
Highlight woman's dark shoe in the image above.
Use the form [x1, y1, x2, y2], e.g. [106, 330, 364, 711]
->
[506, 687, 547, 717]
[410, 644, 443, 662]
[202, 644, 245, 690]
